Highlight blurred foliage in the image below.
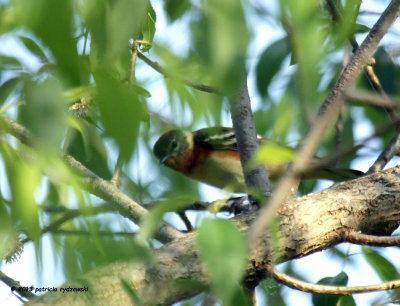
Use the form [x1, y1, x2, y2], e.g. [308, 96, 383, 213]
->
[0, 0, 399, 305]
[312, 272, 350, 306]
[198, 218, 249, 305]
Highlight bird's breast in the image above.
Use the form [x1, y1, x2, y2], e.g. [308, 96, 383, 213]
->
[187, 148, 246, 192]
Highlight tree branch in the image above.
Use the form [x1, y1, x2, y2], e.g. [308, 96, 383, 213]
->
[27, 166, 400, 305]
[270, 266, 400, 295]
[346, 90, 400, 109]
[0, 116, 184, 244]
[136, 51, 220, 94]
[248, 0, 400, 251]
[230, 76, 271, 194]
[0, 271, 37, 300]
[344, 230, 400, 247]
[366, 130, 400, 174]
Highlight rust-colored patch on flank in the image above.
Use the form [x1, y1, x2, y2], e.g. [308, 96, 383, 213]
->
[190, 147, 240, 168]
[165, 146, 240, 175]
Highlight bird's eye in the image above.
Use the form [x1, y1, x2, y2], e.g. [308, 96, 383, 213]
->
[171, 139, 178, 150]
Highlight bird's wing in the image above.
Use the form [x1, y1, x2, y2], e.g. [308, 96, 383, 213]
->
[193, 127, 264, 150]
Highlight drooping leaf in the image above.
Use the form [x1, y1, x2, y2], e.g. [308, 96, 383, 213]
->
[164, 0, 190, 22]
[20, 77, 68, 149]
[312, 271, 349, 306]
[190, 0, 249, 95]
[197, 218, 248, 304]
[338, 295, 356, 306]
[0, 77, 20, 107]
[0, 141, 41, 240]
[64, 120, 112, 180]
[362, 247, 399, 281]
[16, 0, 81, 85]
[94, 70, 149, 162]
[141, 12, 155, 52]
[18, 35, 48, 62]
[138, 194, 196, 242]
[256, 37, 290, 98]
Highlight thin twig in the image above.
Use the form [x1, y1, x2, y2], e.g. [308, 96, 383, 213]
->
[334, 107, 344, 167]
[110, 157, 122, 188]
[270, 266, 400, 295]
[327, 0, 398, 121]
[344, 230, 400, 247]
[177, 211, 193, 232]
[366, 130, 400, 174]
[311, 117, 400, 170]
[21, 211, 80, 244]
[51, 229, 137, 236]
[137, 51, 220, 94]
[0, 271, 36, 300]
[346, 90, 400, 109]
[41, 203, 112, 215]
[129, 42, 138, 84]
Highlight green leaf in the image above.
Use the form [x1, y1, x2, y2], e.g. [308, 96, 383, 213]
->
[120, 279, 142, 305]
[132, 83, 151, 98]
[362, 247, 399, 281]
[338, 295, 356, 306]
[94, 70, 149, 162]
[197, 218, 248, 304]
[371, 48, 397, 95]
[17, 0, 81, 85]
[0, 141, 41, 240]
[141, 12, 155, 51]
[255, 141, 294, 165]
[354, 23, 370, 34]
[190, 0, 249, 95]
[138, 194, 196, 242]
[64, 121, 112, 180]
[164, 0, 190, 22]
[0, 54, 22, 69]
[280, 0, 325, 107]
[312, 272, 349, 306]
[62, 85, 95, 103]
[331, 0, 360, 47]
[18, 35, 48, 62]
[0, 77, 20, 107]
[20, 77, 68, 149]
[0, 179, 20, 262]
[259, 278, 285, 306]
[256, 37, 290, 98]
[83, 0, 148, 73]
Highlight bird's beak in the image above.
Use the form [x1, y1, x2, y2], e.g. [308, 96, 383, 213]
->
[160, 155, 169, 164]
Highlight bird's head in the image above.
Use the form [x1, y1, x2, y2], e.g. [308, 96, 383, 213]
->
[153, 129, 192, 165]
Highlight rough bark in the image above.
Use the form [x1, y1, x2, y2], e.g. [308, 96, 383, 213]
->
[28, 166, 400, 305]
[230, 77, 271, 193]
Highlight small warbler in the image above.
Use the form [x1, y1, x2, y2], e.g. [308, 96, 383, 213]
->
[153, 127, 362, 192]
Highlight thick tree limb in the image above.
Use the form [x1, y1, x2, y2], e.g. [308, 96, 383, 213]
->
[28, 166, 400, 305]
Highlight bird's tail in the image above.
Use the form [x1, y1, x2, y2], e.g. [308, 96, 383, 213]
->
[303, 167, 363, 182]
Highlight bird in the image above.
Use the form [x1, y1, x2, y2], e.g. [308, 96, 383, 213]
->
[153, 127, 363, 192]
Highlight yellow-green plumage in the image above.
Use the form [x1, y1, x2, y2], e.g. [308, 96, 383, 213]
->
[153, 127, 363, 192]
